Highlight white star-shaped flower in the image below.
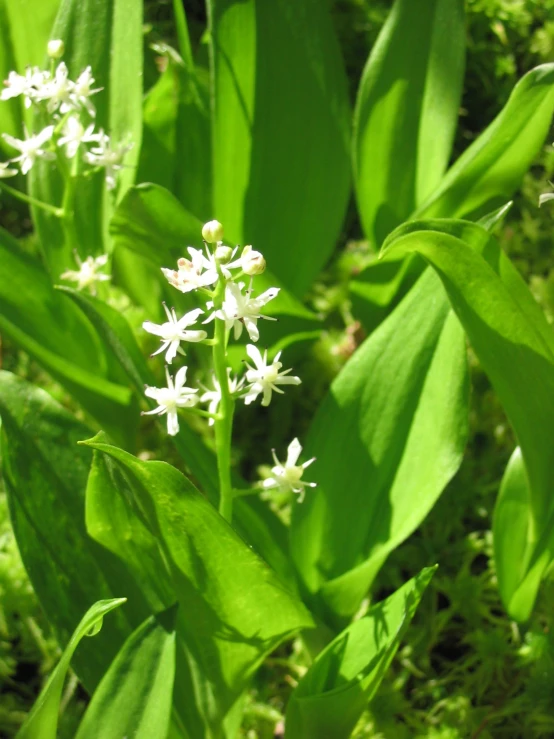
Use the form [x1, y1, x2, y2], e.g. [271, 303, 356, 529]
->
[57, 116, 101, 158]
[142, 305, 207, 364]
[70, 66, 101, 117]
[2, 126, 55, 175]
[35, 62, 73, 114]
[262, 438, 316, 501]
[161, 249, 217, 293]
[243, 344, 301, 407]
[84, 131, 133, 190]
[215, 280, 279, 342]
[1, 67, 49, 108]
[200, 370, 245, 425]
[60, 254, 110, 292]
[143, 366, 199, 436]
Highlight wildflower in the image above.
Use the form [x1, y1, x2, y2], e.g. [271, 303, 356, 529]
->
[243, 344, 301, 406]
[240, 245, 266, 276]
[2, 126, 55, 175]
[0, 162, 17, 178]
[142, 305, 207, 364]
[1, 67, 48, 108]
[60, 254, 110, 292]
[161, 247, 220, 293]
[215, 281, 279, 342]
[202, 219, 224, 243]
[58, 116, 100, 158]
[70, 66, 101, 117]
[200, 370, 244, 425]
[36, 62, 73, 114]
[143, 366, 198, 436]
[84, 131, 132, 189]
[262, 438, 316, 501]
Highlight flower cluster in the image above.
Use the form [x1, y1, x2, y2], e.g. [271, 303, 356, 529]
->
[0, 40, 131, 189]
[142, 220, 315, 499]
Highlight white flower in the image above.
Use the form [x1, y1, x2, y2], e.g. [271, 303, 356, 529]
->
[142, 305, 207, 364]
[240, 245, 266, 276]
[262, 438, 316, 501]
[58, 116, 101, 158]
[143, 366, 198, 436]
[60, 254, 110, 292]
[215, 280, 279, 342]
[161, 247, 219, 293]
[70, 66, 101, 117]
[47, 39, 65, 59]
[84, 131, 132, 189]
[200, 370, 245, 425]
[0, 162, 17, 178]
[2, 126, 55, 175]
[1, 67, 49, 108]
[35, 62, 73, 114]
[243, 344, 301, 407]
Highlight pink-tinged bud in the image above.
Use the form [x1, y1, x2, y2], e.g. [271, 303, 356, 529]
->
[241, 245, 266, 275]
[202, 220, 224, 243]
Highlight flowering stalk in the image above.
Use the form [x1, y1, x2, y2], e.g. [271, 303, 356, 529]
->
[211, 259, 236, 523]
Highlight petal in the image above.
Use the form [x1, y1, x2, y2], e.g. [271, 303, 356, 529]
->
[174, 365, 189, 391]
[144, 386, 161, 400]
[182, 330, 207, 343]
[261, 386, 273, 406]
[254, 287, 280, 307]
[246, 343, 264, 369]
[233, 320, 243, 341]
[286, 438, 302, 467]
[244, 318, 259, 342]
[165, 340, 180, 364]
[142, 321, 167, 337]
[167, 410, 179, 436]
[262, 478, 278, 489]
[275, 375, 301, 386]
[179, 307, 204, 327]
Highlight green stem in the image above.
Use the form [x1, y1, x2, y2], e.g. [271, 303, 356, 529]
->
[212, 269, 235, 523]
[0, 181, 63, 217]
[232, 487, 261, 498]
[61, 155, 80, 257]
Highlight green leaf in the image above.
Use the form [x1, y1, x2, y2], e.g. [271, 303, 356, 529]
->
[0, 371, 148, 690]
[208, 0, 351, 295]
[381, 218, 554, 620]
[291, 268, 468, 629]
[83, 436, 314, 729]
[284, 567, 436, 739]
[353, 0, 465, 248]
[17, 598, 126, 739]
[75, 608, 176, 739]
[415, 64, 554, 221]
[0, 227, 137, 446]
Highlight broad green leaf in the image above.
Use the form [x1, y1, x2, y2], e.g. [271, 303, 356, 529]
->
[59, 285, 295, 588]
[208, 0, 351, 295]
[30, 0, 143, 278]
[17, 598, 126, 739]
[0, 227, 137, 446]
[75, 608, 176, 739]
[285, 567, 436, 739]
[415, 64, 554, 221]
[83, 436, 314, 729]
[382, 218, 554, 620]
[0, 371, 148, 690]
[291, 268, 468, 629]
[353, 0, 465, 248]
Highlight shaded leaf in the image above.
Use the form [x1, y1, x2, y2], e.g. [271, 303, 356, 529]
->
[17, 598, 126, 739]
[291, 268, 468, 629]
[208, 0, 351, 295]
[285, 567, 436, 739]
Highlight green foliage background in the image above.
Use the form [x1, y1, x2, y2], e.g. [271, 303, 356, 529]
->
[1, 0, 554, 737]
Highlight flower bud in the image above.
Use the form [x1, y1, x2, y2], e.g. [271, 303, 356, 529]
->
[47, 39, 65, 59]
[241, 245, 266, 275]
[215, 245, 233, 263]
[202, 220, 224, 243]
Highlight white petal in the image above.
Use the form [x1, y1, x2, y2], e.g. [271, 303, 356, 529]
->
[174, 365, 189, 391]
[167, 410, 179, 436]
[275, 375, 301, 386]
[182, 330, 207, 343]
[246, 343, 264, 369]
[142, 321, 167, 337]
[286, 438, 302, 467]
[144, 386, 162, 401]
[244, 318, 259, 342]
[165, 340, 180, 364]
[255, 287, 280, 307]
